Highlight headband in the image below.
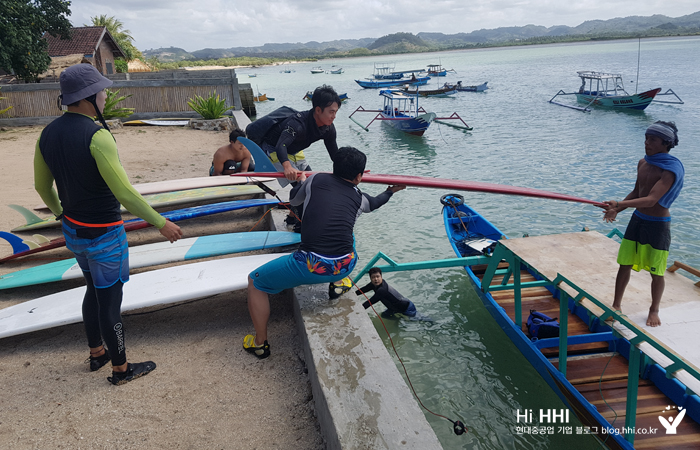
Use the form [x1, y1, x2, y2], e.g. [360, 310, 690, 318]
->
[645, 123, 677, 145]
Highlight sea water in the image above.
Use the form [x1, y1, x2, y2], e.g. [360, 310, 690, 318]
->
[249, 36, 700, 449]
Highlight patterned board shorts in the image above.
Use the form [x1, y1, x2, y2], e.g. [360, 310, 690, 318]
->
[251, 249, 356, 294]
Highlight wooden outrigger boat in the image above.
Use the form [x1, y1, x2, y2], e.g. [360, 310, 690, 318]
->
[445, 81, 489, 92]
[355, 76, 430, 89]
[549, 71, 683, 112]
[303, 91, 349, 102]
[372, 63, 404, 79]
[400, 84, 458, 98]
[348, 90, 471, 136]
[424, 64, 455, 77]
[441, 196, 700, 449]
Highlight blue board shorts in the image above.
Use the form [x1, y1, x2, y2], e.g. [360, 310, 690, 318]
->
[251, 249, 357, 294]
[62, 221, 129, 288]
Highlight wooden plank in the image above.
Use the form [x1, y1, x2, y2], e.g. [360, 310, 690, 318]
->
[500, 232, 700, 381]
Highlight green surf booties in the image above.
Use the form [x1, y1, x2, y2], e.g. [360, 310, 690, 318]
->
[243, 334, 270, 359]
[108, 361, 157, 385]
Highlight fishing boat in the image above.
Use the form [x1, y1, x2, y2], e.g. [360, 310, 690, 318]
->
[253, 93, 268, 102]
[348, 90, 471, 136]
[445, 81, 488, 92]
[424, 63, 456, 77]
[303, 91, 349, 102]
[400, 84, 458, 98]
[330, 68, 344, 74]
[248, 74, 257, 78]
[354, 75, 430, 89]
[372, 63, 403, 79]
[310, 67, 325, 74]
[549, 71, 683, 112]
[441, 196, 700, 449]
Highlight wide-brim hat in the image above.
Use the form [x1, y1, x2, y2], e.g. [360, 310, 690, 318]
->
[60, 64, 113, 105]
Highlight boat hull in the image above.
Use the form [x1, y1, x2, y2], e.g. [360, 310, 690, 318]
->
[442, 202, 633, 449]
[456, 82, 488, 92]
[576, 88, 661, 110]
[355, 77, 430, 89]
[380, 112, 436, 136]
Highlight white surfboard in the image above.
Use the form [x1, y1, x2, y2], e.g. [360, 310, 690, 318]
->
[0, 252, 287, 339]
[0, 231, 300, 290]
[134, 175, 274, 196]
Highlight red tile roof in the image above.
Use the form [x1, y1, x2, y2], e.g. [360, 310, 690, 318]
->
[43, 26, 124, 58]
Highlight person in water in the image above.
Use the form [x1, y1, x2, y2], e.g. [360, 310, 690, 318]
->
[34, 64, 183, 385]
[355, 267, 419, 319]
[601, 121, 684, 327]
[209, 128, 255, 175]
[243, 147, 405, 359]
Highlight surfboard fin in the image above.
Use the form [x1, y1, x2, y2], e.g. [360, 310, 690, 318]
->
[0, 231, 31, 255]
[22, 240, 40, 249]
[238, 137, 279, 173]
[9, 204, 52, 226]
[32, 234, 51, 245]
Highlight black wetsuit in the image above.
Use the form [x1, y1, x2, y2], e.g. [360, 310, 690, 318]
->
[262, 108, 338, 164]
[289, 173, 393, 256]
[356, 280, 412, 314]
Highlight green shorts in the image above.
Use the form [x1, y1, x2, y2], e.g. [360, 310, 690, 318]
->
[617, 211, 671, 276]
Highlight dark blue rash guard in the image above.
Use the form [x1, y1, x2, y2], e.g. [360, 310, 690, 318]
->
[289, 173, 393, 256]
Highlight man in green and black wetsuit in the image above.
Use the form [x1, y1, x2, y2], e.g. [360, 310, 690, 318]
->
[34, 64, 183, 385]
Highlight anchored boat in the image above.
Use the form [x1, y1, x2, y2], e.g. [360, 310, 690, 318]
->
[441, 195, 700, 449]
[355, 75, 430, 89]
[348, 90, 471, 136]
[303, 91, 348, 102]
[445, 81, 489, 92]
[400, 83, 458, 98]
[549, 71, 683, 112]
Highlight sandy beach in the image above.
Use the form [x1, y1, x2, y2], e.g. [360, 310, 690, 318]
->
[0, 125, 324, 449]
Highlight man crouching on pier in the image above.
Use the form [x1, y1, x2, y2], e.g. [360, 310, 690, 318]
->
[243, 146, 405, 358]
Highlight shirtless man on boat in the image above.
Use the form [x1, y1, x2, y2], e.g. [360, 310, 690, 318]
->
[601, 121, 684, 327]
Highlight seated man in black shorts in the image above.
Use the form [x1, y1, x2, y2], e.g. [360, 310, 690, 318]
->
[210, 129, 255, 175]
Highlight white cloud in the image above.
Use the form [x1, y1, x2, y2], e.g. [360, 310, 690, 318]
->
[68, 0, 699, 51]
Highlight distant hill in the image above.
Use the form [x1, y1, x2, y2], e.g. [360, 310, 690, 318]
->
[143, 11, 700, 61]
[416, 12, 700, 45]
[142, 47, 194, 62]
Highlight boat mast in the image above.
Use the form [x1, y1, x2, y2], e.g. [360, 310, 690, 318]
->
[635, 38, 641, 94]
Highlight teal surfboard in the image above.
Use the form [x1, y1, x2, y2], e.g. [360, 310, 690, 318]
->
[0, 231, 299, 290]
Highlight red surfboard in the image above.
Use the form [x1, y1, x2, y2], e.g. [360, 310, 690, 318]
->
[234, 172, 606, 207]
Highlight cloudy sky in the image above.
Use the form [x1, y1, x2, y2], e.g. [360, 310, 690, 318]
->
[68, 0, 699, 52]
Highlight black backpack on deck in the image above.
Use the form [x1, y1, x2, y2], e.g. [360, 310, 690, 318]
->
[526, 310, 560, 340]
[245, 106, 300, 147]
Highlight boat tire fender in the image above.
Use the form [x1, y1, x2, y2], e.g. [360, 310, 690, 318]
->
[440, 193, 464, 207]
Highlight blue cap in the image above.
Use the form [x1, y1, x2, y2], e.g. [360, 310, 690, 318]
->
[60, 64, 113, 105]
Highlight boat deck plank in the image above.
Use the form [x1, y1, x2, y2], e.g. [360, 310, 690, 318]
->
[500, 231, 700, 378]
[552, 355, 700, 448]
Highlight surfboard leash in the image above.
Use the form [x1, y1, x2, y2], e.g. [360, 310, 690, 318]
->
[353, 281, 467, 436]
[249, 178, 302, 225]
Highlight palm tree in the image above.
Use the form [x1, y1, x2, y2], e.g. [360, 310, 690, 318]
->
[87, 15, 141, 61]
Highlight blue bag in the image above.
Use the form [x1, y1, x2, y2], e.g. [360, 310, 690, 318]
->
[526, 310, 560, 340]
